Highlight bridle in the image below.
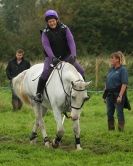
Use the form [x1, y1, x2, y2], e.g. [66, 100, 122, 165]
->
[56, 62, 88, 116]
[69, 85, 87, 110]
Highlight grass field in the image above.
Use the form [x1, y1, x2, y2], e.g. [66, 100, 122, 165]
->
[0, 88, 133, 166]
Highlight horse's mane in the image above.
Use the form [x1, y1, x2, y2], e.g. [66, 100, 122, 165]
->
[61, 62, 83, 81]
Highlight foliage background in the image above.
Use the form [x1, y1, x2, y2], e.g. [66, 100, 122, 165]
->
[1, 0, 133, 61]
[0, 2, 133, 164]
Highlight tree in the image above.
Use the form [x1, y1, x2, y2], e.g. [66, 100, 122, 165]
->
[72, 0, 133, 54]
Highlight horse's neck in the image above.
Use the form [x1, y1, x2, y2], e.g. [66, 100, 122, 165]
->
[62, 63, 82, 92]
[46, 62, 82, 97]
[64, 63, 82, 81]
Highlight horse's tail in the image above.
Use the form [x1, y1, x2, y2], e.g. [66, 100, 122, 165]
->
[19, 83, 31, 105]
[12, 69, 31, 105]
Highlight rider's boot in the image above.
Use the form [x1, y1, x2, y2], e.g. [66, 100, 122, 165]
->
[34, 77, 46, 103]
[82, 75, 86, 81]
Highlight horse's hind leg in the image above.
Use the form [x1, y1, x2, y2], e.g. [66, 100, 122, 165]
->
[40, 105, 50, 147]
[52, 108, 64, 148]
[30, 105, 40, 144]
[30, 104, 50, 147]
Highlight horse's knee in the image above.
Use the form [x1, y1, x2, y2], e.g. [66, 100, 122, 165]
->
[38, 121, 44, 128]
[73, 126, 79, 133]
[36, 122, 39, 128]
[73, 123, 80, 136]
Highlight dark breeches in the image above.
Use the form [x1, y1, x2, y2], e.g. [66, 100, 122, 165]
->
[106, 93, 125, 122]
[41, 56, 84, 81]
[10, 81, 22, 110]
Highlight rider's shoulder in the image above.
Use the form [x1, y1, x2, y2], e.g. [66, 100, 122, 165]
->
[60, 23, 67, 29]
[43, 27, 50, 33]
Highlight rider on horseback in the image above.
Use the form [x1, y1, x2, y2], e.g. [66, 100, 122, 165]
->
[34, 9, 85, 103]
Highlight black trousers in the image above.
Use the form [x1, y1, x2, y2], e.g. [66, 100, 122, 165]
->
[10, 81, 22, 111]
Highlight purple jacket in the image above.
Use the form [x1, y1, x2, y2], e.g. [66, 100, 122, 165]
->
[41, 24, 76, 59]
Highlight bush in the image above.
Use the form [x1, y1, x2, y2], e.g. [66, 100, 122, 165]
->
[0, 63, 9, 87]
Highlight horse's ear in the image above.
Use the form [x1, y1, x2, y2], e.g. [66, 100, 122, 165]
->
[85, 81, 92, 87]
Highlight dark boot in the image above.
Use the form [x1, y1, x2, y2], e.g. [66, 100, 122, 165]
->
[108, 119, 115, 131]
[34, 77, 46, 103]
[82, 75, 86, 81]
[118, 121, 125, 132]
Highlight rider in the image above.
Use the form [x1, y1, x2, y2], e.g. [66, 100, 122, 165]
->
[34, 9, 85, 103]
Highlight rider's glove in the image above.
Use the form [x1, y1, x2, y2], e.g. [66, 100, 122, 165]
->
[52, 57, 60, 66]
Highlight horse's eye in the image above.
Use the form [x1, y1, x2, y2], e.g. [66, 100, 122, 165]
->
[71, 95, 76, 99]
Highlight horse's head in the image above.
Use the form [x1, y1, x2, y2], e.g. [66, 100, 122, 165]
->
[70, 80, 91, 121]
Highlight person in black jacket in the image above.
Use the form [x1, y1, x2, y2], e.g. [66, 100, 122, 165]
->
[6, 49, 31, 111]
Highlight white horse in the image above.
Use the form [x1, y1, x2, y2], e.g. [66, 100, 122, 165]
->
[12, 62, 91, 150]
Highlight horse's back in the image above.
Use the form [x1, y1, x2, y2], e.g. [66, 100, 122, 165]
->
[13, 62, 82, 105]
[27, 63, 43, 79]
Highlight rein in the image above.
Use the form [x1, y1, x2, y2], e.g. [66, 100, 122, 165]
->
[69, 86, 87, 110]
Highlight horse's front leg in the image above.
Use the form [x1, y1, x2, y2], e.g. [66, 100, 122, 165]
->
[73, 119, 82, 150]
[52, 108, 64, 148]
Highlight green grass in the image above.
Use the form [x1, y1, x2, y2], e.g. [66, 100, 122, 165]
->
[0, 88, 133, 166]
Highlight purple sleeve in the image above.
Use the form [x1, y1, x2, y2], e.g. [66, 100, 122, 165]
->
[41, 32, 54, 58]
[66, 27, 76, 57]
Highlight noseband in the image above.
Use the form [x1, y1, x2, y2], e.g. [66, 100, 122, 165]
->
[69, 84, 87, 110]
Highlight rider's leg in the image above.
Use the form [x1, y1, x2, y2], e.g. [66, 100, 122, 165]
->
[34, 77, 47, 103]
[34, 57, 53, 103]
[63, 56, 85, 80]
[73, 61, 84, 76]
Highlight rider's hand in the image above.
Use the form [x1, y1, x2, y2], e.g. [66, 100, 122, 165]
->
[52, 57, 60, 66]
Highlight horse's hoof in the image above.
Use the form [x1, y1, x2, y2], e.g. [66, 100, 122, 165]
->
[52, 139, 60, 148]
[76, 147, 82, 151]
[76, 144, 82, 151]
[44, 141, 50, 148]
[30, 138, 37, 144]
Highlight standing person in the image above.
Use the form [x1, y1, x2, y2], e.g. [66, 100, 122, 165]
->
[6, 49, 31, 111]
[103, 51, 130, 131]
[34, 9, 85, 103]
